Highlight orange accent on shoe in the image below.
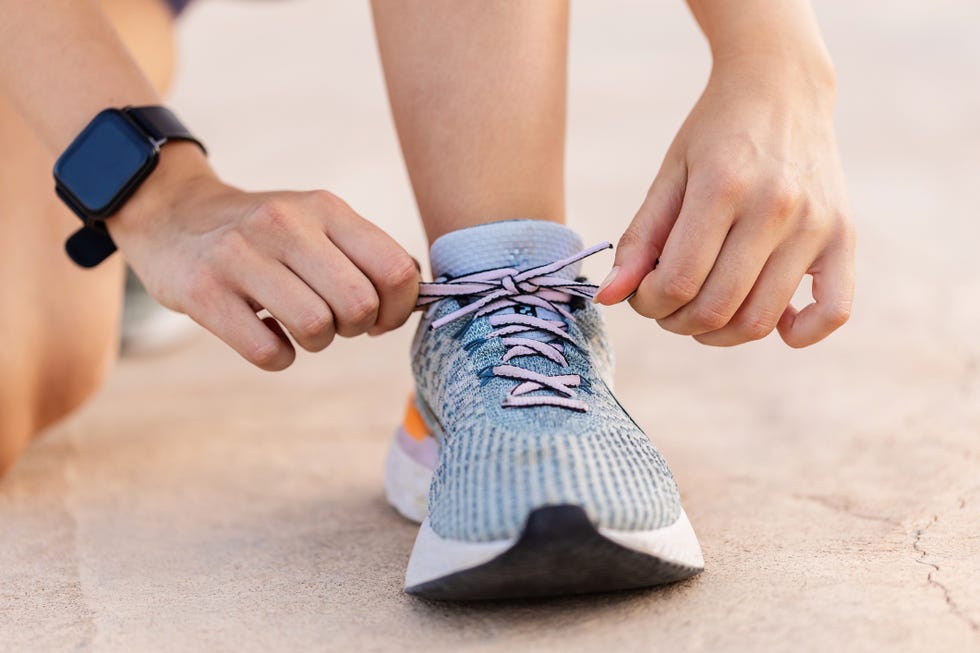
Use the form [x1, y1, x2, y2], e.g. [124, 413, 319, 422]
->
[403, 396, 429, 441]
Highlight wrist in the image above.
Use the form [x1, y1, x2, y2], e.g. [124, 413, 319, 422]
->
[709, 46, 837, 113]
[708, 26, 836, 93]
[107, 141, 220, 241]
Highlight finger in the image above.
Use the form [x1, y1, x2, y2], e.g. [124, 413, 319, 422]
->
[279, 228, 380, 339]
[657, 217, 777, 336]
[693, 243, 815, 347]
[322, 204, 420, 334]
[238, 258, 337, 353]
[241, 192, 379, 339]
[190, 290, 295, 371]
[777, 234, 855, 348]
[627, 168, 738, 319]
[594, 161, 687, 305]
[253, 192, 383, 338]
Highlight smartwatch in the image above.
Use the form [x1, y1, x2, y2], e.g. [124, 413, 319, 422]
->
[53, 106, 206, 268]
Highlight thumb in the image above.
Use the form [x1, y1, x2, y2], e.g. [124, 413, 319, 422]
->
[594, 162, 687, 305]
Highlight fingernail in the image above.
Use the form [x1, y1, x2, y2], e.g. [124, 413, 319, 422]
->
[593, 266, 620, 303]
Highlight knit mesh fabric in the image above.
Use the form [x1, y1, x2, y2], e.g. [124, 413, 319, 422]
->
[413, 220, 681, 542]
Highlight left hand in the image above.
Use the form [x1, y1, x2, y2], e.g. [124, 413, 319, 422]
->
[594, 55, 855, 348]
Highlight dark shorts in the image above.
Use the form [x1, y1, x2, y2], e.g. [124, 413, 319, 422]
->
[165, 0, 193, 16]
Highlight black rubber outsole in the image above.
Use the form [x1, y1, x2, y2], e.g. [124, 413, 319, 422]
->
[406, 504, 702, 601]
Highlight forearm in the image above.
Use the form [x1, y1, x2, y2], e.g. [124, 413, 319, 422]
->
[0, 0, 163, 152]
[685, 0, 835, 85]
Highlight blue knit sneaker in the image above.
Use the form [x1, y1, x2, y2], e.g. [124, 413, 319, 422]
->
[384, 220, 703, 600]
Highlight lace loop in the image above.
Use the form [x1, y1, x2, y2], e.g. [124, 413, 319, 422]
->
[417, 242, 612, 412]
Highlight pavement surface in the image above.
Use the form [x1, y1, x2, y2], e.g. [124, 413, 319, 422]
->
[2, 1, 978, 651]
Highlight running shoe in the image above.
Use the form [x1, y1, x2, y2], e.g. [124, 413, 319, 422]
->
[384, 220, 703, 600]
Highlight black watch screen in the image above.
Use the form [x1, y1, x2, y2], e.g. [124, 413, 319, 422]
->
[54, 109, 159, 219]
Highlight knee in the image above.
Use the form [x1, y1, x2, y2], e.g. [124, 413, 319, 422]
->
[0, 339, 117, 476]
[41, 339, 118, 429]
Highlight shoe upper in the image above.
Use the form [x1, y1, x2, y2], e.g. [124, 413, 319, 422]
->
[412, 221, 682, 543]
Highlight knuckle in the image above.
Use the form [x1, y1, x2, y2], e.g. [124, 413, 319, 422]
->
[823, 301, 852, 329]
[307, 189, 344, 213]
[690, 302, 732, 331]
[251, 198, 294, 232]
[380, 254, 420, 290]
[300, 309, 334, 339]
[345, 293, 380, 326]
[659, 272, 700, 304]
[212, 229, 249, 261]
[706, 164, 749, 203]
[761, 175, 801, 219]
[795, 205, 824, 239]
[183, 270, 219, 309]
[735, 310, 780, 341]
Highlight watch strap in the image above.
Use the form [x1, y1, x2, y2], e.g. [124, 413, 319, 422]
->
[124, 106, 207, 154]
[65, 224, 118, 269]
[59, 105, 205, 267]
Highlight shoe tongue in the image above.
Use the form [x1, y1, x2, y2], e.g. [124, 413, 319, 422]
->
[429, 220, 584, 280]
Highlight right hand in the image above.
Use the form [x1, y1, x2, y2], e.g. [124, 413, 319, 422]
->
[108, 144, 420, 370]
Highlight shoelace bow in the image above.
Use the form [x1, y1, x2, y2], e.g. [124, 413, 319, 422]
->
[416, 242, 612, 412]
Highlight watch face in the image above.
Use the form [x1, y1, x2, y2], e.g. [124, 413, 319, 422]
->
[53, 109, 158, 216]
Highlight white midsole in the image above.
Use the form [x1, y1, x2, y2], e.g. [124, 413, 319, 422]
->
[404, 509, 704, 588]
[383, 430, 433, 524]
[386, 431, 705, 588]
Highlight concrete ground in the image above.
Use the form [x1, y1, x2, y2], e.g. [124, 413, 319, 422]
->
[2, 1, 978, 651]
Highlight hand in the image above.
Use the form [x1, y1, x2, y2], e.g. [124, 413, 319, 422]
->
[109, 144, 420, 370]
[595, 55, 855, 348]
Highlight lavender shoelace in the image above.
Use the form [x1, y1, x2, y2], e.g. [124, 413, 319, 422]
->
[417, 242, 612, 412]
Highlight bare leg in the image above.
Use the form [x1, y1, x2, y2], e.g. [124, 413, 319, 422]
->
[371, 0, 569, 244]
[0, 0, 176, 474]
